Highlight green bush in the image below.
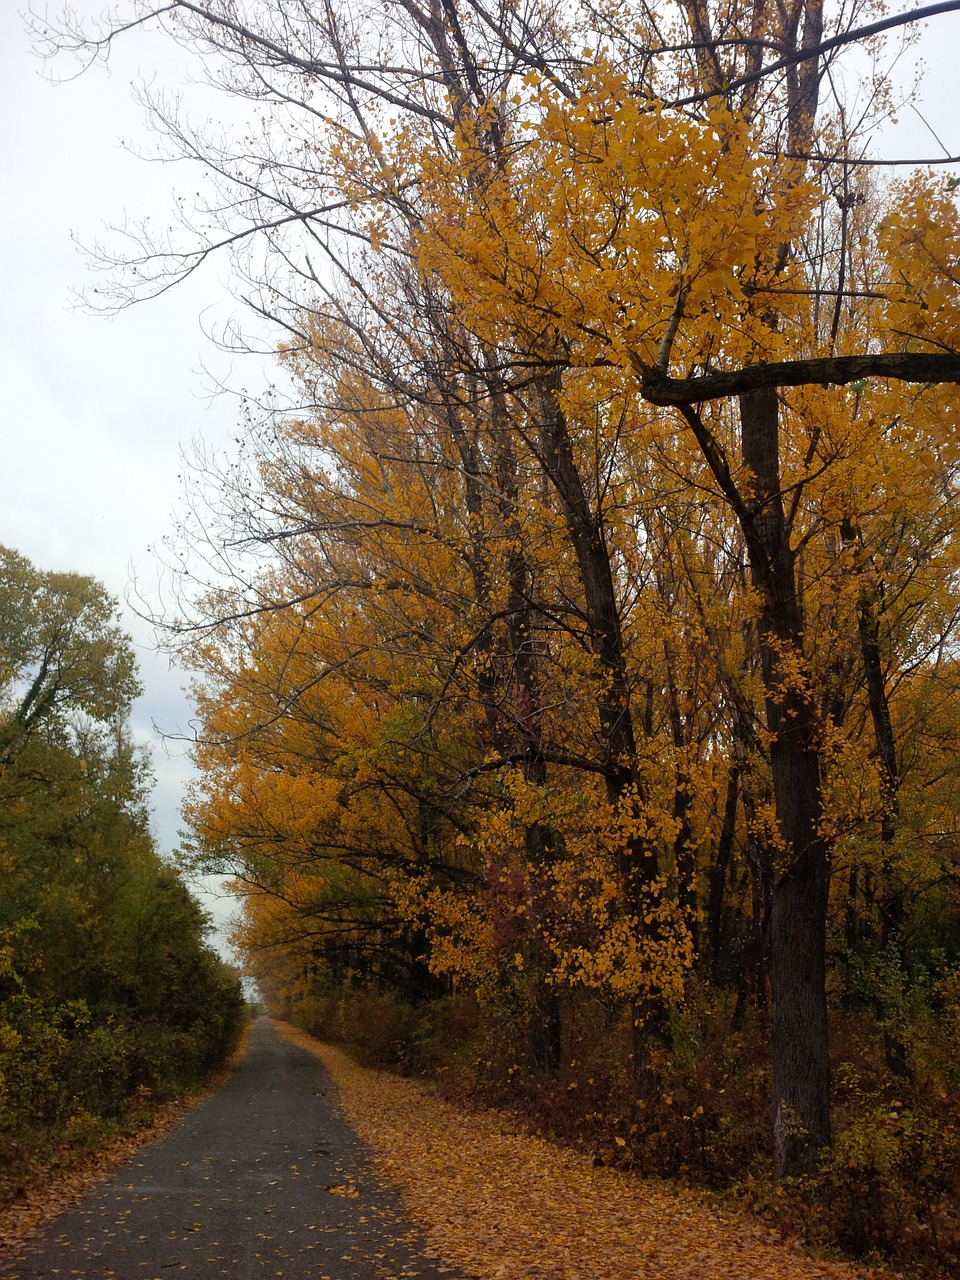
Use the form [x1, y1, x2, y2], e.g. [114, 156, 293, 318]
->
[336, 990, 421, 1068]
[821, 1068, 960, 1261]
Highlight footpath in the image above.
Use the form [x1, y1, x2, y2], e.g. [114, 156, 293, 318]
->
[0, 1018, 451, 1279]
[1, 1017, 881, 1280]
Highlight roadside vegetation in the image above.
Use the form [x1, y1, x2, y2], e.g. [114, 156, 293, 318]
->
[0, 545, 245, 1205]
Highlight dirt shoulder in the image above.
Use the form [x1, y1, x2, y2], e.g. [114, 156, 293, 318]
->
[282, 1024, 882, 1280]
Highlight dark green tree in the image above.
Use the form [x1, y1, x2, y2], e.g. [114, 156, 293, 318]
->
[0, 547, 244, 1192]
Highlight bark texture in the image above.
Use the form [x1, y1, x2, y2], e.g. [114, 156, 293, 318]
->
[740, 387, 831, 1176]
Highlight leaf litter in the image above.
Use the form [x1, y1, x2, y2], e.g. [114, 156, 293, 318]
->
[277, 1023, 883, 1280]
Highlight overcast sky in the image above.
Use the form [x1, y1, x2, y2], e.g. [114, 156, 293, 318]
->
[0, 2, 269, 943]
[2, 1, 959, 947]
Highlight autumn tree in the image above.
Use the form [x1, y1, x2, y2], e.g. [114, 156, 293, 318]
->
[39, 0, 960, 1186]
[388, 16, 960, 1174]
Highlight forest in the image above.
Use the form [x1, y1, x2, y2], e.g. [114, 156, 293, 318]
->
[0, 546, 245, 1201]
[31, 0, 960, 1270]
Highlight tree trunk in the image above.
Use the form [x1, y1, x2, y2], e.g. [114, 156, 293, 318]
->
[767, 741, 831, 1176]
[706, 764, 739, 982]
[662, 659, 700, 950]
[844, 529, 909, 1077]
[536, 375, 657, 905]
[740, 387, 831, 1177]
[537, 372, 666, 1062]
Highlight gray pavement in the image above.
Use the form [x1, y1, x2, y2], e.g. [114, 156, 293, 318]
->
[0, 1019, 456, 1279]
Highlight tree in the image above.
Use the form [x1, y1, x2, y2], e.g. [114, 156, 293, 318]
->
[0, 544, 140, 759]
[38, 0, 960, 1182]
[0, 547, 244, 1186]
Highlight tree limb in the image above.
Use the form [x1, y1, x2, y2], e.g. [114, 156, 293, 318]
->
[636, 351, 960, 405]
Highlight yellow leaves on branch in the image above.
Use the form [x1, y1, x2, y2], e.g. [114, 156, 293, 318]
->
[331, 67, 960, 384]
[393, 767, 695, 1005]
[880, 172, 960, 352]
[408, 70, 821, 373]
[551, 909, 694, 1004]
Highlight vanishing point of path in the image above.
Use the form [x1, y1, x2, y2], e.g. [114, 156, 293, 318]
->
[0, 1018, 455, 1280]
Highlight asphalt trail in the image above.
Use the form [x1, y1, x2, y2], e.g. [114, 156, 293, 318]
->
[1, 1019, 456, 1279]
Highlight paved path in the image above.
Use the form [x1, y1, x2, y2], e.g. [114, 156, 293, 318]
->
[0, 1019, 455, 1279]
